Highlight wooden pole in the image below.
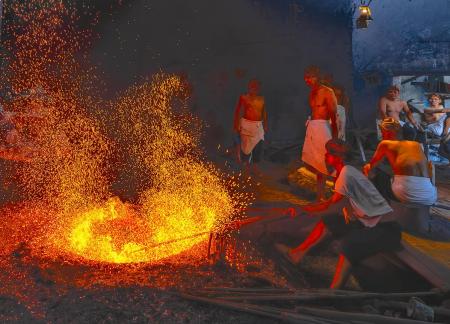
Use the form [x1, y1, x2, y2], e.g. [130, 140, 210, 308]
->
[175, 292, 343, 324]
[296, 305, 440, 324]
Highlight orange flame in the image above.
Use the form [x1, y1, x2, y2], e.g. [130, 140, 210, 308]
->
[2, 1, 251, 264]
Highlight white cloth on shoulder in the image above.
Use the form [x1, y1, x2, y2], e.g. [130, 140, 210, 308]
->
[392, 175, 437, 206]
[335, 165, 393, 227]
[240, 117, 264, 155]
[336, 105, 346, 141]
[301, 119, 332, 175]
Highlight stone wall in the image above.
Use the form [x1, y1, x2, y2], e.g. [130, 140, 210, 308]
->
[89, 0, 353, 150]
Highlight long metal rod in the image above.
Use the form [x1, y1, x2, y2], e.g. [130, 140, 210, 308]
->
[131, 231, 210, 254]
[131, 210, 295, 254]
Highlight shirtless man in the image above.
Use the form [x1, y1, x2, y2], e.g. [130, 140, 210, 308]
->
[363, 118, 437, 206]
[302, 66, 337, 201]
[378, 85, 421, 141]
[233, 79, 268, 172]
[423, 93, 450, 139]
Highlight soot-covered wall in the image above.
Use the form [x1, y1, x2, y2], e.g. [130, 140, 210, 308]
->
[352, 0, 450, 128]
[89, 0, 352, 151]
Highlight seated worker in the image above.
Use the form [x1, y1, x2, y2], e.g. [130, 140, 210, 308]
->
[378, 85, 422, 141]
[422, 93, 450, 140]
[276, 139, 400, 289]
[233, 79, 268, 173]
[363, 118, 437, 206]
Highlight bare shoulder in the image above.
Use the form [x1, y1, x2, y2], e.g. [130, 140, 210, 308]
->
[404, 140, 422, 150]
[240, 94, 251, 104]
[379, 96, 388, 104]
[378, 140, 397, 150]
[318, 85, 334, 95]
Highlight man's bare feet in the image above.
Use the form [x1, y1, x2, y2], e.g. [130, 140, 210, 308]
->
[275, 243, 305, 265]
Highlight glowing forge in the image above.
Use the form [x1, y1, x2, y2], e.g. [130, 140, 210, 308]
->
[66, 161, 235, 264]
[68, 198, 148, 263]
[66, 197, 221, 264]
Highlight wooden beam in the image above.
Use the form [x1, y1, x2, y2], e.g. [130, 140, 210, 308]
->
[394, 241, 450, 290]
[175, 292, 342, 324]
[401, 75, 424, 85]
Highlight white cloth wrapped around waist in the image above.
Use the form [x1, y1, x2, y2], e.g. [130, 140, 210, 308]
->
[301, 119, 332, 175]
[392, 175, 437, 206]
[240, 117, 264, 155]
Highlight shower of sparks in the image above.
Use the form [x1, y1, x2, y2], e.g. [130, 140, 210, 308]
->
[61, 74, 253, 263]
[1, 1, 253, 265]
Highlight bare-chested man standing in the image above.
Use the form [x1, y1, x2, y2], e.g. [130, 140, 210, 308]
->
[302, 66, 337, 201]
[363, 118, 437, 206]
[233, 79, 268, 173]
[378, 85, 421, 141]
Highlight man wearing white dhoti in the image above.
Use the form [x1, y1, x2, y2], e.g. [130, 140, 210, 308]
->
[302, 119, 332, 175]
[233, 79, 268, 172]
[302, 66, 338, 201]
[363, 118, 437, 206]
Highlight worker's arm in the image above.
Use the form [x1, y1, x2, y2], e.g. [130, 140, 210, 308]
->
[363, 141, 388, 176]
[233, 95, 243, 133]
[403, 101, 420, 129]
[300, 191, 344, 213]
[424, 107, 450, 114]
[378, 97, 388, 119]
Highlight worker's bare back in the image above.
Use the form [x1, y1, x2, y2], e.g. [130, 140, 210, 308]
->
[239, 94, 265, 121]
[309, 85, 336, 120]
[380, 140, 429, 177]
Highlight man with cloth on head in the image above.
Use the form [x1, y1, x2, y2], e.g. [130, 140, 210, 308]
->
[233, 79, 268, 174]
[302, 66, 338, 201]
[363, 118, 437, 206]
[277, 139, 401, 289]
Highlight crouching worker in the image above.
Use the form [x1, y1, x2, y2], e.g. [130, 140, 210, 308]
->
[363, 118, 437, 206]
[276, 139, 401, 289]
